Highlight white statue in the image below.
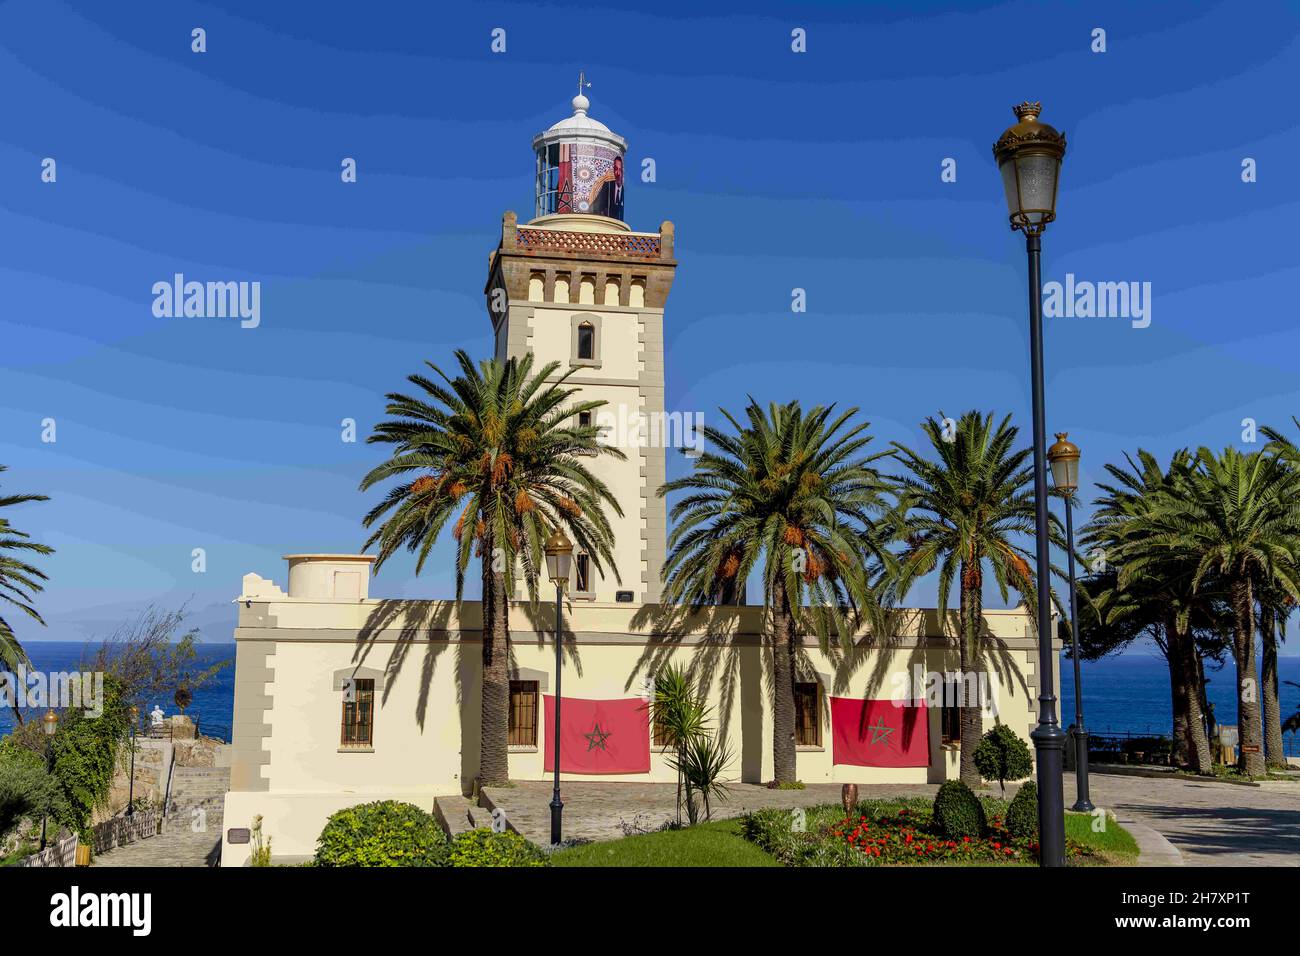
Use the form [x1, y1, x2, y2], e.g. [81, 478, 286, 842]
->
[150, 704, 165, 726]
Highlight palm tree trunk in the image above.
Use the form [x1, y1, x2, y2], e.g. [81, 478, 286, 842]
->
[1165, 614, 1212, 773]
[1260, 607, 1285, 770]
[770, 574, 798, 785]
[1163, 634, 1191, 767]
[957, 562, 983, 788]
[478, 532, 511, 787]
[1231, 577, 1265, 776]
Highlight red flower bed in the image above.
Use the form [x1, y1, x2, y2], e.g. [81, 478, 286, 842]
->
[828, 809, 1079, 865]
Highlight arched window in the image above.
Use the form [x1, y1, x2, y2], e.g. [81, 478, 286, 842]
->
[577, 322, 595, 360]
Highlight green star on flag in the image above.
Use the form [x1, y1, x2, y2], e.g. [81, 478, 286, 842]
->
[867, 717, 894, 745]
[584, 722, 613, 752]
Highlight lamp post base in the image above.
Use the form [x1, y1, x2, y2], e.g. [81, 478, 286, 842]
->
[1031, 720, 1068, 867]
[1071, 727, 1095, 812]
[549, 792, 563, 846]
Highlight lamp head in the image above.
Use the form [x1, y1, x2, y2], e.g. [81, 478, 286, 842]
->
[993, 101, 1067, 235]
[1047, 431, 1081, 493]
[544, 527, 574, 588]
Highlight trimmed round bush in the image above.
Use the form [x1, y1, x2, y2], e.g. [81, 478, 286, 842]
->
[315, 800, 449, 867]
[448, 828, 549, 867]
[931, 779, 987, 840]
[1006, 781, 1039, 840]
[972, 724, 1034, 793]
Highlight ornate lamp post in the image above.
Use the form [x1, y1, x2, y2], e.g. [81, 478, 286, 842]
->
[40, 708, 58, 849]
[543, 527, 574, 845]
[127, 704, 140, 816]
[994, 101, 1068, 867]
[1048, 433, 1095, 812]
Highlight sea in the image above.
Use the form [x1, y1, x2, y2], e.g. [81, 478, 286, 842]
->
[2, 643, 1297, 748]
[0, 642, 237, 740]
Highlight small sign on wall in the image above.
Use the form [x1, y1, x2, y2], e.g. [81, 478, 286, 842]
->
[227, 828, 250, 844]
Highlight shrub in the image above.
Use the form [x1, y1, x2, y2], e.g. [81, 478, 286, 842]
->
[1005, 781, 1038, 840]
[315, 801, 448, 867]
[973, 724, 1034, 795]
[447, 828, 549, 867]
[931, 779, 986, 840]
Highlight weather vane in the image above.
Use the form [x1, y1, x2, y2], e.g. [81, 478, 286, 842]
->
[577, 71, 590, 96]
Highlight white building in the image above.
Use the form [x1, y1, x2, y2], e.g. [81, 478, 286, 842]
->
[220, 92, 1053, 865]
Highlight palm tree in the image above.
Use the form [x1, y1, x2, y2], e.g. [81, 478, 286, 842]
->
[889, 412, 1063, 788]
[660, 400, 894, 786]
[0, 466, 55, 727]
[1120, 447, 1300, 777]
[360, 350, 624, 786]
[1080, 450, 1216, 773]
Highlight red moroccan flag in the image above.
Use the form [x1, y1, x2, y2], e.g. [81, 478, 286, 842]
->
[830, 697, 929, 768]
[542, 696, 650, 774]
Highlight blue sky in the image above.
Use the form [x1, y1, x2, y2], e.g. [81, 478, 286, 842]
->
[2, 0, 1298, 653]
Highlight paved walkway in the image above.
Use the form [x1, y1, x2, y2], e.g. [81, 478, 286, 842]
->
[90, 809, 224, 867]
[482, 781, 939, 846]
[1077, 770, 1300, 867]
[92, 766, 228, 868]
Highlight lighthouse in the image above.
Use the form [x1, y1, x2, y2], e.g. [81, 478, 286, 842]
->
[484, 84, 677, 603]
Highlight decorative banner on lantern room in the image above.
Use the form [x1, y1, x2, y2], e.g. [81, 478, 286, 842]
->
[830, 697, 929, 768]
[543, 696, 650, 774]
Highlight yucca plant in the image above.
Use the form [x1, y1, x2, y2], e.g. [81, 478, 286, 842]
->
[649, 664, 707, 826]
[673, 732, 734, 824]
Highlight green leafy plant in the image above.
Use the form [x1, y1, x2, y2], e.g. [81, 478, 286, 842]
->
[931, 779, 986, 840]
[1005, 782, 1038, 840]
[972, 724, 1034, 795]
[0, 749, 62, 840]
[447, 828, 549, 867]
[314, 800, 449, 867]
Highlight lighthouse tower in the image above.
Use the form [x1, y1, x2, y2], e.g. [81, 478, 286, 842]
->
[484, 87, 677, 604]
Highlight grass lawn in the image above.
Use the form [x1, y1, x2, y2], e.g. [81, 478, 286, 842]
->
[551, 818, 779, 868]
[1065, 810, 1140, 864]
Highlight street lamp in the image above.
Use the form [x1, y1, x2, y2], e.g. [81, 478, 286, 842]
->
[127, 705, 140, 816]
[543, 527, 574, 846]
[1048, 433, 1094, 813]
[40, 708, 58, 849]
[994, 101, 1068, 867]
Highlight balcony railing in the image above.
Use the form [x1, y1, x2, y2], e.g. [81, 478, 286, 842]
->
[515, 228, 661, 259]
